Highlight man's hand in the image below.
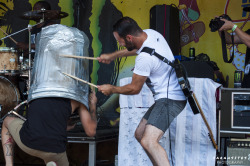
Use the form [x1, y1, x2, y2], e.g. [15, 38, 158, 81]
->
[97, 49, 137, 64]
[97, 53, 115, 64]
[219, 19, 234, 31]
[98, 84, 114, 96]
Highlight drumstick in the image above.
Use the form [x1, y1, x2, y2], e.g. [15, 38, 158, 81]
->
[62, 72, 98, 88]
[0, 27, 17, 44]
[60, 54, 98, 60]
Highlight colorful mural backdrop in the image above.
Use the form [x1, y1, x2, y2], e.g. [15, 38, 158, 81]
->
[0, 0, 250, 127]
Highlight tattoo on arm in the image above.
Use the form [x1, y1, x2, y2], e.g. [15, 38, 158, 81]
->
[4, 132, 14, 156]
[4, 143, 14, 156]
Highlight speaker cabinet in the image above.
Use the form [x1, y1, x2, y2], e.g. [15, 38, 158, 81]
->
[220, 88, 250, 137]
[226, 138, 250, 165]
[150, 5, 180, 55]
[181, 61, 214, 79]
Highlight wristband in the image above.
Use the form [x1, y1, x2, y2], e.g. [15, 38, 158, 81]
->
[232, 24, 237, 32]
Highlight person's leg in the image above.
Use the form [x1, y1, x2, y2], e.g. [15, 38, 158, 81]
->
[15, 138, 69, 166]
[138, 98, 186, 166]
[135, 118, 164, 165]
[134, 118, 147, 142]
[1, 116, 19, 166]
[52, 152, 69, 166]
[135, 106, 168, 165]
[13, 133, 69, 166]
[140, 125, 169, 166]
[135, 103, 155, 142]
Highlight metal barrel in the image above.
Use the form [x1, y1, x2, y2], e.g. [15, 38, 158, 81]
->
[28, 24, 90, 108]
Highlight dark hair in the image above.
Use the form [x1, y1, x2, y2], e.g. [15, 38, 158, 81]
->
[35, 1, 51, 10]
[113, 17, 143, 39]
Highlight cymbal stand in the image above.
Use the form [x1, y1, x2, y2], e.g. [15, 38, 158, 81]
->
[0, 21, 44, 41]
[19, 52, 24, 73]
[28, 24, 32, 89]
[27, 19, 44, 90]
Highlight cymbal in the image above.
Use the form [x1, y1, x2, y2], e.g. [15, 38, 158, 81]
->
[21, 10, 68, 21]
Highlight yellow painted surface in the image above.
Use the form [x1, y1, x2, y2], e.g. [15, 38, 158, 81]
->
[109, 0, 250, 87]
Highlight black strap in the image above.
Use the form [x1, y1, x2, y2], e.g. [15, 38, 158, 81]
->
[221, 31, 234, 63]
[141, 47, 175, 67]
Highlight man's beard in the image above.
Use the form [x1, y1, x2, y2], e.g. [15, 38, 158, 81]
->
[125, 38, 136, 51]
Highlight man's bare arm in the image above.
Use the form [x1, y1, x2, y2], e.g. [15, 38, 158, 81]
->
[219, 18, 249, 46]
[79, 91, 97, 137]
[98, 73, 147, 96]
[97, 49, 137, 64]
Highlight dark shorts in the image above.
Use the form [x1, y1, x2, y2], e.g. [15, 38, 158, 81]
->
[143, 98, 187, 132]
[8, 118, 69, 166]
[20, 98, 71, 153]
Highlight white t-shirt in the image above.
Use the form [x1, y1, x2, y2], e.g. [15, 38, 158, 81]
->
[134, 29, 185, 101]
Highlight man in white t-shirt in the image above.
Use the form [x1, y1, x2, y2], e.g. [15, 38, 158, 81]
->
[97, 17, 187, 166]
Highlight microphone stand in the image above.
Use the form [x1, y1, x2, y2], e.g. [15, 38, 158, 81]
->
[27, 16, 45, 90]
[22, 20, 44, 91]
[0, 21, 44, 41]
[28, 24, 32, 89]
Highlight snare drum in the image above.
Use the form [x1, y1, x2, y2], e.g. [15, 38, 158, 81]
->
[0, 76, 20, 118]
[0, 47, 19, 75]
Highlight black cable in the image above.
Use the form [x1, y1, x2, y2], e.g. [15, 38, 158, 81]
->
[140, 47, 178, 165]
[167, 67, 175, 166]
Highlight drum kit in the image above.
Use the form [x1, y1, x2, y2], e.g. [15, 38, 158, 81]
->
[0, 9, 69, 120]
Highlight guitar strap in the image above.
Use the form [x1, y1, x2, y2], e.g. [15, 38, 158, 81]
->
[221, 31, 234, 63]
[141, 47, 175, 67]
[141, 47, 199, 115]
